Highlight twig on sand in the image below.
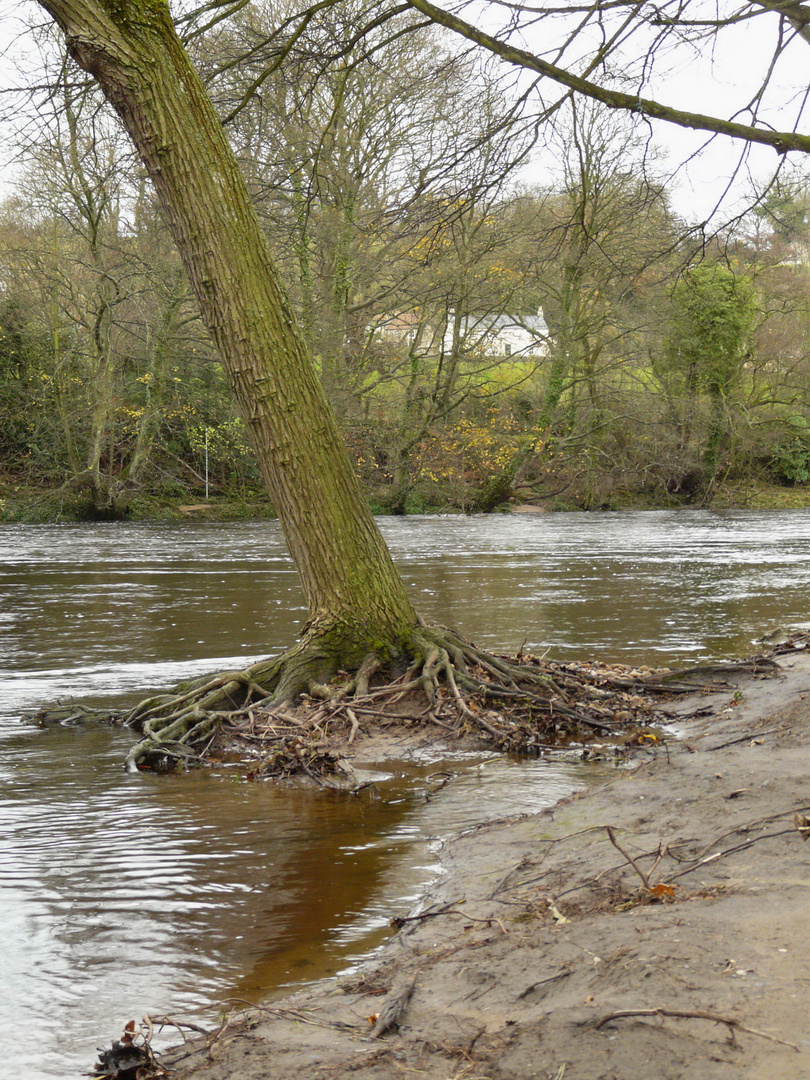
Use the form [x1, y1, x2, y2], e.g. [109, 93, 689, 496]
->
[705, 726, 781, 751]
[666, 828, 797, 883]
[143, 1015, 210, 1041]
[390, 900, 465, 929]
[593, 1008, 800, 1051]
[605, 825, 650, 889]
[220, 999, 357, 1031]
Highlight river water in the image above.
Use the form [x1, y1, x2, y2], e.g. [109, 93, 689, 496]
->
[2, 509, 810, 1077]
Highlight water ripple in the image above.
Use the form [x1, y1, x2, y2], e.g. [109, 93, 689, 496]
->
[3, 511, 810, 1077]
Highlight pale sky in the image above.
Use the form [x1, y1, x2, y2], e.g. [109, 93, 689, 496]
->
[647, 19, 810, 222]
[503, 0, 810, 223]
[0, 0, 808, 225]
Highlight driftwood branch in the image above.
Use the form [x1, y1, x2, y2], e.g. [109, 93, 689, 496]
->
[370, 976, 417, 1038]
[390, 900, 463, 929]
[594, 1008, 800, 1051]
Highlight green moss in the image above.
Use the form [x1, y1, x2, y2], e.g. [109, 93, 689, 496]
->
[99, 0, 171, 32]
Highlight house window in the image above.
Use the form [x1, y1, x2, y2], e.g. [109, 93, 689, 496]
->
[504, 343, 512, 356]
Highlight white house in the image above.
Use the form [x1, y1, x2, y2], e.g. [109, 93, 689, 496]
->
[442, 310, 550, 358]
[372, 308, 550, 359]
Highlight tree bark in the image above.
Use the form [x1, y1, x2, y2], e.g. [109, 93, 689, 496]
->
[37, 0, 418, 661]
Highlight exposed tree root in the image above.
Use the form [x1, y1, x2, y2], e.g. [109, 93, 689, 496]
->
[116, 622, 752, 774]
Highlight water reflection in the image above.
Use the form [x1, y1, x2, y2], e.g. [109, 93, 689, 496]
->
[3, 509, 810, 1077]
[0, 718, 583, 1079]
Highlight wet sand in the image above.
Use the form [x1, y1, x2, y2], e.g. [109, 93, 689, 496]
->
[155, 649, 810, 1080]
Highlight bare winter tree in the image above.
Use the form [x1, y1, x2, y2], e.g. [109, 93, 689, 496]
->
[31, 0, 589, 768]
[30, 0, 810, 767]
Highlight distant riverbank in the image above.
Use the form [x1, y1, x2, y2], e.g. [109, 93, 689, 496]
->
[2, 475, 810, 523]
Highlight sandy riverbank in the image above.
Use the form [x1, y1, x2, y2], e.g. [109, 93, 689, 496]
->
[147, 647, 810, 1080]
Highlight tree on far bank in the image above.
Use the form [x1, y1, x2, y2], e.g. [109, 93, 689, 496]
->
[451, 100, 683, 510]
[206, 0, 544, 507]
[2, 53, 213, 517]
[661, 262, 757, 495]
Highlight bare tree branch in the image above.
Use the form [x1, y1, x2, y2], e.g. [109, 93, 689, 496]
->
[404, 0, 810, 154]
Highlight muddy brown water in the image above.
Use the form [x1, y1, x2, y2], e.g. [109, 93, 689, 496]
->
[2, 510, 810, 1078]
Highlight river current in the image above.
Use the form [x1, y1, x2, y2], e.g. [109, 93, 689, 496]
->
[2, 509, 809, 1077]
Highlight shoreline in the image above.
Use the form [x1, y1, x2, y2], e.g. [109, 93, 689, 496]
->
[5, 479, 810, 525]
[149, 646, 810, 1080]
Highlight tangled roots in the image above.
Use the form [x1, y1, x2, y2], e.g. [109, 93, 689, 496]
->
[116, 622, 774, 775]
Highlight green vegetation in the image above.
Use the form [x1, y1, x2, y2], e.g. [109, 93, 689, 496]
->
[4, 15, 810, 521]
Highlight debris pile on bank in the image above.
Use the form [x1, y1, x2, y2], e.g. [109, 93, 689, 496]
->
[204, 650, 780, 782]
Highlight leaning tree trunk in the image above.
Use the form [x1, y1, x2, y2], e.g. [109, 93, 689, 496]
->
[37, 0, 419, 674]
[33, 0, 588, 773]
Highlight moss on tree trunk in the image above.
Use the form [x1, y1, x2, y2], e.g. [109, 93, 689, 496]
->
[38, 0, 419, 662]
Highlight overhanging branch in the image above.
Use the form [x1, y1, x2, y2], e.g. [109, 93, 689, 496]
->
[405, 0, 810, 154]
